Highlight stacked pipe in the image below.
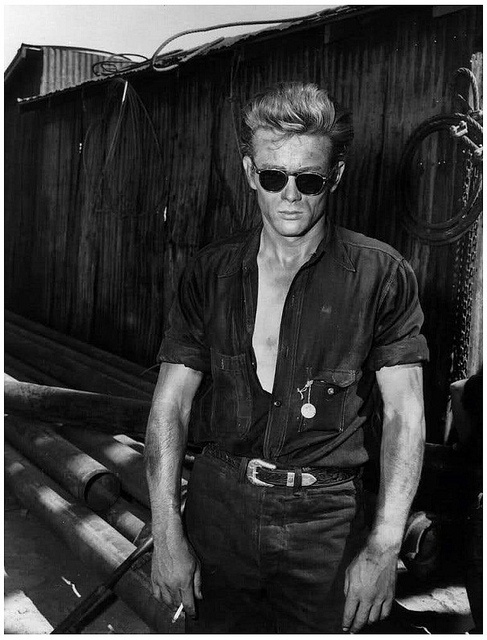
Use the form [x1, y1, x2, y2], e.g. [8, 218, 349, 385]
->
[5, 443, 177, 632]
[4, 380, 186, 631]
[4, 310, 157, 398]
[4, 313, 187, 632]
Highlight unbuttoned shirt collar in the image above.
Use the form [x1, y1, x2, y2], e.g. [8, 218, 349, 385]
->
[216, 222, 357, 278]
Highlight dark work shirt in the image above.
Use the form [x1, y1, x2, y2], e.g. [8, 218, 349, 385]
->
[158, 224, 429, 468]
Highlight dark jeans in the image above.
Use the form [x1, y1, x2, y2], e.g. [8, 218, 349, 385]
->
[184, 450, 367, 633]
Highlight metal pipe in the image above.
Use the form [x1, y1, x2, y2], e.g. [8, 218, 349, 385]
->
[5, 415, 120, 512]
[5, 310, 158, 389]
[102, 497, 149, 544]
[113, 433, 145, 453]
[5, 444, 179, 632]
[5, 354, 65, 386]
[4, 375, 150, 436]
[61, 426, 191, 511]
[60, 425, 150, 507]
[5, 325, 150, 399]
[51, 535, 154, 634]
[5, 315, 156, 397]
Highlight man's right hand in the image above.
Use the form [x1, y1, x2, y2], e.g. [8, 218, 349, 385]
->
[150, 533, 203, 619]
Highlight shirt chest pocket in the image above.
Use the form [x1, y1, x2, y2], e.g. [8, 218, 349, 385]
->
[210, 349, 252, 439]
[298, 369, 357, 434]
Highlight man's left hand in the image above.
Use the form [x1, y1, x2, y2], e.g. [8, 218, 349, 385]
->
[342, 542, 398, 633]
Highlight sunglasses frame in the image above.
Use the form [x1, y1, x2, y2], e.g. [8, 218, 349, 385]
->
[251, 161, 336, 196]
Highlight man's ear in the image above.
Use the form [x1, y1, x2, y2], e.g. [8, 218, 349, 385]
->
[330, 161, 345, 193]
[243, 156, 257, 191]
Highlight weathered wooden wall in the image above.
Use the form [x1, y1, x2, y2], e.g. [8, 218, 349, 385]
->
[5, 5, 482, 439]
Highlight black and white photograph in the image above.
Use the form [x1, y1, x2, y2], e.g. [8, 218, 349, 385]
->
[4, 3, 483, 634]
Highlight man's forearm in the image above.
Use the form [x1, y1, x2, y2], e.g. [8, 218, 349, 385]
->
[145, 403, 188, 537]
[371, 403, 425, 551]
[342, 366, 426, 633]
[145, 363, 203, 612]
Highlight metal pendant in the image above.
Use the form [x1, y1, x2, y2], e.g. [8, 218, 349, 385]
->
[301, 403, 316, 419]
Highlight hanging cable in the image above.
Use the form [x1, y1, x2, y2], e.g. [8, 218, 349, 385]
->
[91, 11, 326, 76]
[92, 54, 149, 76]
[81, 78, 166, 219]
[150, 14, 323, 71]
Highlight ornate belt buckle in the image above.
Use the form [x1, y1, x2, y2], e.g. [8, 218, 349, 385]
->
[246, 458, 276, 486]
[302, 472, 318, 487]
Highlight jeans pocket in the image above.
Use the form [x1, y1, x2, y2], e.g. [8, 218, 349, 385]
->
[210, 349, 252, 439]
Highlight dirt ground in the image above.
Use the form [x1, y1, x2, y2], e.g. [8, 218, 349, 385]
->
[4, 488, 156, 634]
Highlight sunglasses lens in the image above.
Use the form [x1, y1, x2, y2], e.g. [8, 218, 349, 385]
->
[295, 173, 325, 195]
[258, 170, 287, 192]
[256, 166, 331, 195]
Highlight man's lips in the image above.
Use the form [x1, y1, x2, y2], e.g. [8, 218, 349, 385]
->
[278, 210, 303, 215]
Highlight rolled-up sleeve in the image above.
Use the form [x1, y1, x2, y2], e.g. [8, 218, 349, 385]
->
[157, 256, 210, 373]
[367, 258, 429, 370]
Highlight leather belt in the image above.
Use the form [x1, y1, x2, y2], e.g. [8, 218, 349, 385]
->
[204, 444, 359, 488]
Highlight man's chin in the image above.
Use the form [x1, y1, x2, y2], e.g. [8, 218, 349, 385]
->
[275, 219, 315, 238]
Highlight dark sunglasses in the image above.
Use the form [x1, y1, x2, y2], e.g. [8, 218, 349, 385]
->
[252, 162, 336, 196]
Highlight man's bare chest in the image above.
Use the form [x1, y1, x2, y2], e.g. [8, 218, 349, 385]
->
[252, 264, 299, 392]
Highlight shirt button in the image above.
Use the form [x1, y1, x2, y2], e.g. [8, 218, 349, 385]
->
[327, 387, 336, 396]
[273, 400, 282, 407]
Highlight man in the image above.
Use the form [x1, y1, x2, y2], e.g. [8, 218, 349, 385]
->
[145, 82, 428, 633]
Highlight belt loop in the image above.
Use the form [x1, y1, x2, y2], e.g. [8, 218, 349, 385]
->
[293, 467, 302, 495]
[238, 456, 249, 483]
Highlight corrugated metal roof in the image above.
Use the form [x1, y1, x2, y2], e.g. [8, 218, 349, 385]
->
[18, 5, 382, 105]
[175, 4, 365, 56]
[40, 47, 125, 95]
[5, 44, 128, 95]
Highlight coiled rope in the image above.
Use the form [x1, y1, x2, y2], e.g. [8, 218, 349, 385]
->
[397, 68, 482, 246]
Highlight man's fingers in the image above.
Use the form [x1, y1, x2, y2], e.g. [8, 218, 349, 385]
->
[152, 581, 174, 609]
[150, 579, 161, 600]
[380, 597, 393, 620]
[367, 601, 383, 625]
[343, 568, 351, 596]
[349, 601, 373, 634]
[180, 586, 197, 619]
[342, 593, 358, 632]
[363, 597, 393, 628]
[193, 563, 203, 600]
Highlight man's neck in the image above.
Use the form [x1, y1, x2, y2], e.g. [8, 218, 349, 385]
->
[259, 221, 327, 269]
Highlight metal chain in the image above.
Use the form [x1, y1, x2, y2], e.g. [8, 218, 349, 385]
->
[449, 147, 478, 382]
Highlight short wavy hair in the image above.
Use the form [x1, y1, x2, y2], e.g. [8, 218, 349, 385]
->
[240, 82, 353, 165]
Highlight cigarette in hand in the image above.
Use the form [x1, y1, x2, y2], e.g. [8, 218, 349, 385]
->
[172, 603, 184, 623]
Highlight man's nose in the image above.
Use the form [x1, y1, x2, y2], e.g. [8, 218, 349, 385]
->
[281, 176, 302, 202]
